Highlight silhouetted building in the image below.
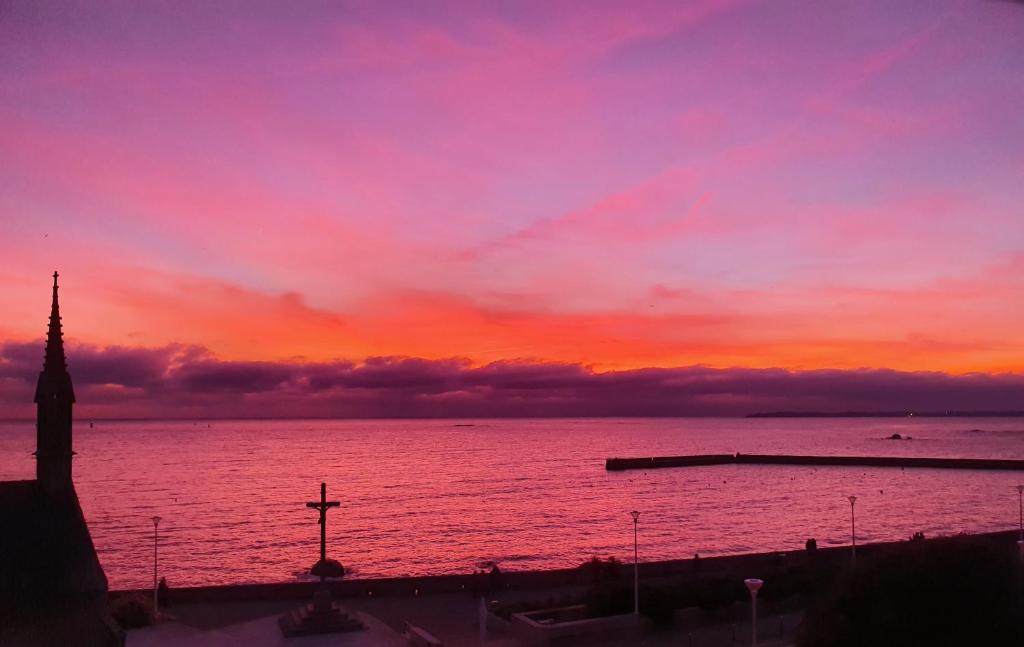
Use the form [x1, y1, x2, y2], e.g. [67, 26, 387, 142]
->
[0, 273, 123, 646]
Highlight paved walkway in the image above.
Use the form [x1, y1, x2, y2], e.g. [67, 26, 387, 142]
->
[128, 590, 798, 647]
[128, 609, 406, 646]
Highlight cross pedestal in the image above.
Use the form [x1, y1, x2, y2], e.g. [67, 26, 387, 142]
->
[279, 482, 364, 637]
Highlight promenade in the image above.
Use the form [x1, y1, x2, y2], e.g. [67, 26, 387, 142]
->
[128, 587, 798, 646]
[120, 530, 1021, 646]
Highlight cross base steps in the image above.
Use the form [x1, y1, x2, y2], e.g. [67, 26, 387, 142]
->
[278, 588, 365, 637]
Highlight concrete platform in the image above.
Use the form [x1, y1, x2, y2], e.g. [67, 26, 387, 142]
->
[127, 610, 406, 646]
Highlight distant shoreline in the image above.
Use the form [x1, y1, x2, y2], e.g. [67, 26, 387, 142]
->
[3, 412, 1024, 424]
[747, 411, 1024, 418]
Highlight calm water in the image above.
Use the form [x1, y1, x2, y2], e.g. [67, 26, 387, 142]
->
[1, 417, 1023, 589]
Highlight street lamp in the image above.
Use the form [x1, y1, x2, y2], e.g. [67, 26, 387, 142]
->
[1016, 485, 1023, 541]
[1015, 485, 1024, 562]
[630, 510, 640, 615]
[847, 495, 857, 565]
[744, 578, 763, 647]
[478, 596, 488, 644]
[152, 516, 162, 621]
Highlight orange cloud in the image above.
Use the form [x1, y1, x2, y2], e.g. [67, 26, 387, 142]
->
[5, 255, 1021, 376]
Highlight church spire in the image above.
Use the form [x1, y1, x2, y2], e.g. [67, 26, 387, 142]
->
[35, 271, 76, 493]
[43, 271, 68, 376]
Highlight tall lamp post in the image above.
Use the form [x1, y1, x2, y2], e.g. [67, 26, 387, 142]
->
[847, 495, 857, 565]
[744, 578, 763, 647]
[152, 515, 162, 620]
[630, 510, 640, 615]
[1016, 485, 1023, 541]
[479, 595, 488, 644]
[1016, 485, 1024, 562]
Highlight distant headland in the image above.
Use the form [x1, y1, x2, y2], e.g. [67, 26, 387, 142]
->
[747, 411, 1024, 418]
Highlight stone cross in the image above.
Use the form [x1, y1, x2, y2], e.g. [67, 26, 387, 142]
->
[306, 482, 340, 562]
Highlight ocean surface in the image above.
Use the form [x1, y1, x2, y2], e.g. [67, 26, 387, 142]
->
[1, 417, 1023, 589]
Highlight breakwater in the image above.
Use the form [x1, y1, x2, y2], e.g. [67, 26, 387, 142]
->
[605, 453, 1024, 471]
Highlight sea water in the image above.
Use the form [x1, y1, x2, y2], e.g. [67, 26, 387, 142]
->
[1, 417, 1021, 588]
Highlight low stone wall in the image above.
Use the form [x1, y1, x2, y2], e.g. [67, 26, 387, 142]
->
[405, 623, 443, 647]
[485, 610, 512, 634]
[510, 605, 642, 646]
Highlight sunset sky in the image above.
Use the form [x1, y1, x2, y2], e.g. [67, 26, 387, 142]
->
[2, 1, 1023, 417]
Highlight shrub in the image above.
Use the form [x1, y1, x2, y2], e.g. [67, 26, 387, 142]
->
[110, 592, 155, 629]
[639, 585, 676, 625]
[583, 584, 631, 618]
[580, 556, 623, 589]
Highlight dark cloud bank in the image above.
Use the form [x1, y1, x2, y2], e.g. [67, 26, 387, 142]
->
[1, 341, 1022, 419]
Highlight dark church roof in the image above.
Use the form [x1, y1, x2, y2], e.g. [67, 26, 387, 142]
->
[0, 479, 108, 602]
[0, 481, 123, 647]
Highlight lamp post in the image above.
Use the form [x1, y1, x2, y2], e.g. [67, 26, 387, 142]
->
[479, 595, 487, 644]
[1016, 485, 1023, 541]
[1015, 486, 1024, 562]
[847, 495, 857, 565]
[152, 516, 162, 620]
[744, 578, 763, 647]
[630, 510, 640, 615]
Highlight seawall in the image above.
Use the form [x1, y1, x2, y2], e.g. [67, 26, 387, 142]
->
[111, 530, 1020, 605]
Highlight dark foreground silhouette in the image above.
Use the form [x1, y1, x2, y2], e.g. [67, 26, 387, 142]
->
[798, 538, 1024, 647]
